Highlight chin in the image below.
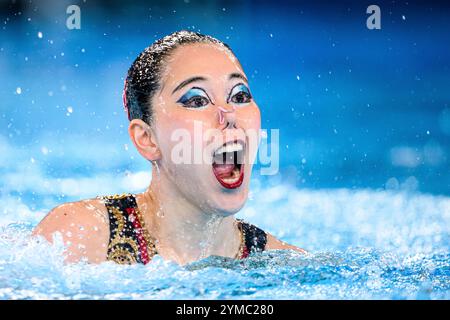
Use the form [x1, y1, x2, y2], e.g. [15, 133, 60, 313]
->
[207, 184, 250, 216]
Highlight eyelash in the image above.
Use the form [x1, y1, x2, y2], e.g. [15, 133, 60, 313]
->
[177, 84, 252, 109]
[228, 83, 252, 104]
[177, 88, 211, 109]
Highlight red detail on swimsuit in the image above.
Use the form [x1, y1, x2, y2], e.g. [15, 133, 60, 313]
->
[125, 207, 150, 264]
[241, 246, 250, 259]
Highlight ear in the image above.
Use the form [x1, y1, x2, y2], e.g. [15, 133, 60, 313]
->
[128, 119, 161, 161]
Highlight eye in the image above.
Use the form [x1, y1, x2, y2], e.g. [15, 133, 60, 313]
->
[229, 84, 252, 104]
[177, 88, 211, 109]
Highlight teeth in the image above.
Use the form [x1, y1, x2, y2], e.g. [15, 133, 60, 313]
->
[222, 177, 238, 183]
[214, 142, 243, 155]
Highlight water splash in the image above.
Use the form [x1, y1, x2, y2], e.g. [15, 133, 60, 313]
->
[0, 185, 449, 299]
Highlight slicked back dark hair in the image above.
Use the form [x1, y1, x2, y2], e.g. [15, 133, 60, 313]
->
[123, 30, 235, 125]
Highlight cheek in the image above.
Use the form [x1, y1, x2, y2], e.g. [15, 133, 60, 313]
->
[238, 105, 261, 131]
[164, 108, 217, 135]
[155, 108, 217, 159]
[237, 105, 261, 164]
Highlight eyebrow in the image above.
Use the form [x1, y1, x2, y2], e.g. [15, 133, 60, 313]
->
[228, 72, 248, 83]
[171, 76, 206, 95]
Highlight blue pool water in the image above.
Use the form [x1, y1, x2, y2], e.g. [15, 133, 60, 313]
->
[1, 1, 449, 299]
[1, 183, 449, 299]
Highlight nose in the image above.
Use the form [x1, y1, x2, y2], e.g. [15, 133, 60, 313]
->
[218, 105, 237, 128]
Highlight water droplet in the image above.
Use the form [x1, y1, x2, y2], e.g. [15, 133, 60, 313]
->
[41, 146, 49, 155]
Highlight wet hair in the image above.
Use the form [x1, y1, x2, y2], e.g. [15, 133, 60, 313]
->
[123, 30, 235, 125]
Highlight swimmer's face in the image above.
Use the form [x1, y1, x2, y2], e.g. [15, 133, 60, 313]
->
[151, 43, 261, 215]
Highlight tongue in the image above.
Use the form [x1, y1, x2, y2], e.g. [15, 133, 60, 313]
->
[212, 163, 236, 178]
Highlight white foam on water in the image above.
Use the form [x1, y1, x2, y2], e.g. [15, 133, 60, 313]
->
[0, 183, 449, 299]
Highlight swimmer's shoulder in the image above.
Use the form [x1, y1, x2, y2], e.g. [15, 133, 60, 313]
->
[32, 197, 110, 263]
[265, 232, 307, 254]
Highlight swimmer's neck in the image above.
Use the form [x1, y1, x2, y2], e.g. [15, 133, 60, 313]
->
[136, 167, 240, 265]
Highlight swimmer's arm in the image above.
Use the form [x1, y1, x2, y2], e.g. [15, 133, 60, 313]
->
[265, 233, 307, 254]
[32, 199, 110, 263]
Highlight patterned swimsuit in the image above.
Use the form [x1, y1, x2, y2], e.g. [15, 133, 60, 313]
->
[100, 193, 268, 264]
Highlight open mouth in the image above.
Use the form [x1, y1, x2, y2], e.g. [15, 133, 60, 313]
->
[212, 140, 245, 189]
